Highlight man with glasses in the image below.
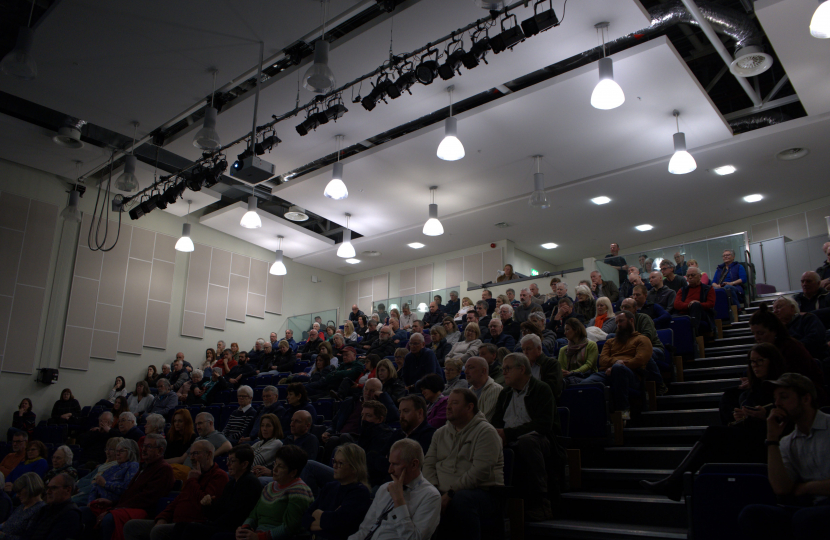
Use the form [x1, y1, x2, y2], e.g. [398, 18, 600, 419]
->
[389, 317, 408, 344]
[0, 432, 28, 478]
[364, 326, 397, 359]
[123, 440, 228, 540]
[114, 412, 143, 442]
[442, 318, 462, 345]
[482, 319, 516, 351]
[222, 387, 257, 446]
[26, 473, 81, 540]
[492, 353, 562, 522]
[660, 260, 687, 294]
[90, 434, 174, 540]
[401, 333, 441, 388]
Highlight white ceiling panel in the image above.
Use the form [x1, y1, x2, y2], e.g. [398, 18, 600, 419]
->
[163, 0, 652, 176]
[756, 0, 830, 116]
[274, 38, 731, 239]
[199, 200, 335, 258]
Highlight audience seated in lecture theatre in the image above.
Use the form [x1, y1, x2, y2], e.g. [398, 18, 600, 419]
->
[647, 270, 676, 311]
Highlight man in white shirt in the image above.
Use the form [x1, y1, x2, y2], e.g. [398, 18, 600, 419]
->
[348, 439, 441, 540]
[738, 373, 830, 539]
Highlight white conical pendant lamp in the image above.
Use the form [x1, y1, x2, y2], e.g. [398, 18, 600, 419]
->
[194, 70, 221, 150]
[337, 213, 356, 258]
[437, 86, 465, 161]
[270, 235, 287, 275]
[423, 186, 444, 236]
[811, 0, 830, 38]
[324, 135, 348, 200]
[668, 110, 696, 175]
[1, 1, 37, 80]
[528, 155, 550, 209]
[240, 186, 262, 228]
[590, 22, 624, 110]
[175, 200, 195, 252]
[304, 1, 336, 93]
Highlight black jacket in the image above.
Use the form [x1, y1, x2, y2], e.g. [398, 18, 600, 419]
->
[365, 338, 396, 359]
[431, 339, 451, 366]
[445, 299, 460, 317]
[405, 420, 436, 455]
[300, 338, 324, 360]
[204, 471, 263, 531]
[359, 422, 404, 487]
[501, 318, 521, 342]
[26, 500, 82, 540]
[382, 378, 407, 403]
[422, 310, 444, 328]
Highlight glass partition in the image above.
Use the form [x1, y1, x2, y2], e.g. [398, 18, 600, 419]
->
[608, 232, 748, 280]
[371, 287, 460, 319]
[287, 308, 339, 341]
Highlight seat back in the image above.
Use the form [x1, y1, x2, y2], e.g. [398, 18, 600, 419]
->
[670, 316, 695, 355]
[558, 407, 570, 437]
[691, 464, 775, 540]
[313, 400, 334, 421]
[503, 447, 515, 487]
[559, 386, 607, 439]
[713, 288, 730, 320]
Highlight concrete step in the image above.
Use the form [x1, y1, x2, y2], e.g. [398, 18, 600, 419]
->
[560, 492, 686, 528]
[622, 426, 707, 446]
[721, 327, 751, 338]
[686, 354, 747, 369]
[702, 344, 754, 357]
[526, 519, 687, 540]
[581, 467, 673, 490]
[669, 378, 740, 394]
[683, 364, 746, 381]
[709, 335, 755, 347]
[596, 446, 693, 469]
[632, 408, 720, 428]
[657, 392, 723, 410]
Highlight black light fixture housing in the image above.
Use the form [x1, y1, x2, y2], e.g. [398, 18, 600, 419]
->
[490, 14, 525, 54]
[415, 49, 440, 85]
[255, 134, 282, 156]
[323, 100, 348, 121]
[233, 149, 253, 170]
[295, 107, 323, 136]
[461, 35, 491, 69]
[393, 65, 417, 96]
[128, 205, 144, 220]
[438, 44, 466, 81]
[521, 0, 558, 36]
[361, 76, 394, 111]
[162, 181, 186, 205]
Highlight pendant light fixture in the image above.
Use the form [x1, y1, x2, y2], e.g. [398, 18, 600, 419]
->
[324, 135, 348, 200]
[437, 86, 465, 161]
[193, 69, 221, 150]
[528, 155, 550, 209]
[1, 0, 37, 80]
[304, 0, 336, 93]
[240, 185, 262, 228]
[116, 122, 140, 192]
[423, 186, 444, 236]
[175, 200, 195, 252]
[270, 235, 287, 275]
[668, 110, 697, 175]
[811, 0, 830, 38]
[60, 161, 83, 223]
[590, 22, 625, 110]
[337, 213, 356, 258]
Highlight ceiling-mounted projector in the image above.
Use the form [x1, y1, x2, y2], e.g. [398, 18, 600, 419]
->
[230, 155, 275, 185]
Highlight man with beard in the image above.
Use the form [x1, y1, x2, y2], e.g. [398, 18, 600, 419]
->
[398, 395, 435, 454]
[578, 311, 652, 420]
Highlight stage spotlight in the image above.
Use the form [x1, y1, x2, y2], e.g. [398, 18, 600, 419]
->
[361, 77, 394, 111]
[393, 69, 417, 96]
[162, 181, 185, 205]
[461, 36, 491, 69]
[521, 0, 558, 36]
[490, 14, 525, 54]
[415, 50, 440, 85]
[323, 102, 348, 121]
[185, 167, 205, 192]
[255, 135, 282, 156]
[128, 205, 144, 221]
[438, 47, 466, 80]
[295, 108, 323, 136]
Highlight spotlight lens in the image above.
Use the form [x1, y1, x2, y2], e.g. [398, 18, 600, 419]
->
[591, 196, 611, 205]
[541, 243, 558, 249]
[635, 224, 654, 231]
[712, 165, 736, 175]
[591, 79, 625, 110]
[743, 194, 763, 203]
[407, 242, 425, 249]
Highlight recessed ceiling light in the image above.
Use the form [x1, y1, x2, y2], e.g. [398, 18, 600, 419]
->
[345, 258, 361, 264]
[743, 194, 763, 203]
[712, 165, 736, 175]
[361, 250, 381, 257]
[776, 147, 809, 161]
[635, 224, 654, 231]
[541, 243, 559, 249]
[408, 242, 425, 249]
[591, 196, 611, 205]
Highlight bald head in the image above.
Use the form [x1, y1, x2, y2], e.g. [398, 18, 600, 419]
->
[291, 410, 312, 436]
[464, 356, 490, 389]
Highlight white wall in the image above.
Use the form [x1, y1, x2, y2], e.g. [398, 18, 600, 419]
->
[508, 242, 557, 277]
[0, 159, 343, 434]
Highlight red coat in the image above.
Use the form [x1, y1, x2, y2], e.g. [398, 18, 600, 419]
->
[156, 464, 229, 523]
[114, 458, 175, 513]
[673, 284, 715, 313]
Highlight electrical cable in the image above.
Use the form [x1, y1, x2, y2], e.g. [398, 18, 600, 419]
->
[87, 153, 122, 252]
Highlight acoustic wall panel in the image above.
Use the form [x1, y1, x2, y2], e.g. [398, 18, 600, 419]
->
[182, 311, 206, 339]
[247, 259, 267, 318]
[0, 193, 58, 374]
[463, 254, 483, 285]
[153, 233, 177, 263]
[231, 253, 250, 277]
[226, 274, 249, 322]
[90, 330, 118, 361]
[148, 260, 175, 303]
[129, 227, 156, 263]
[117, 258, 152, 354]
[60, 326, 93, 371]
[182, 243, 211, 338]
[209, 249, 232, 287]
[205, 284, 229, 330]
[65, 277, 99, 328]
[482, 248, 503, 283]
[96, 227, 131, 306]
[445, 257, 463, 288]
[359, 277, 373, 298]
[372, 274, 388, 301]
[345, 280, 359, 313]
[265, 273, 284, 315]
[246, 293, 266, 319]
[144, 300, 171, 349]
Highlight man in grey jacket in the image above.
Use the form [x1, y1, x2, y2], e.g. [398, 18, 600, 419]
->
[424, 389, 504, 540]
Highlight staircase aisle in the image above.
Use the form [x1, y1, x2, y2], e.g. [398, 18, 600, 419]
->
[526, 298, 770, 539]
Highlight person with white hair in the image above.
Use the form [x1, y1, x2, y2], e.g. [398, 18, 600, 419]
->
[498, 303, 521, 343]
[222, 386, 257, 445]
[772, 296, 830, 359]
[142, 378, 176, 421]
[43, 446, 78, 486]
[519, 333, 563, 398]
[348, 438, 441, 540]
[2, 472, 45, 537]
[115, 411, 143, 442]
[247, 338, 267, 367]
[400, 333, 441, 387]
[87, 439, 139, 504]
[482, 318, 516, 350]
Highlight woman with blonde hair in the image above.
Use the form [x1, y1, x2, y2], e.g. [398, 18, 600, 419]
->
[445, 323, 482, 363]
[574, 284, 597, 320]
[375, 359, 406, 401]
[454, 297, 474, 321]
[429, 325, 451, 366]
[442, 358, 469, 395]
[587, 296, 617, 341]
[343, 321, 358, 343]
[2, 472, 45, 538]
[300, 444, 371, 536]
[495, 294, 509, 310]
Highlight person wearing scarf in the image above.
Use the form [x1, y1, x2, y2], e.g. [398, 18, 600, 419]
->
[557, 319, 598, 387]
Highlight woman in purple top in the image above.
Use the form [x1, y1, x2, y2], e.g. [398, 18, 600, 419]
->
[417, 374, 449, 428]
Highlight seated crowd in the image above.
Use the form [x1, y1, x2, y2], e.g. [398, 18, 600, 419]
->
[2, 241, 829, 540]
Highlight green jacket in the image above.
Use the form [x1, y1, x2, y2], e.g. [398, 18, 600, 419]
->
[556, 340, 599, 375]
[324, 359, 365, 387]
[489, 361, 505, 386]
[634, 313, 663, 352]
[491, 376, 557, 443]
[534, 353, 563, 399]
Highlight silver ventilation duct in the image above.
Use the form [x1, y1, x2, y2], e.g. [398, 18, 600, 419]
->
[728, 111, 791, 134]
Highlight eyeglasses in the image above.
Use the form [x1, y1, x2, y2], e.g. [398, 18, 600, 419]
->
[46, 485, 67, 492]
